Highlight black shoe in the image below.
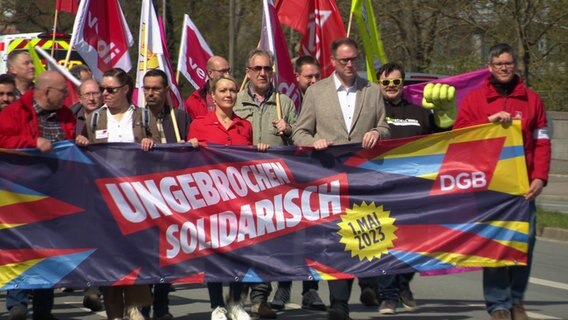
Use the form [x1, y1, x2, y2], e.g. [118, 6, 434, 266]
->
[83, 293, 104, 312]
[8, 306, 26, 320]
[359, 287, 379, 307]
[32, 313, 58, 320]
[327, 307, 350, 320]
[301, 289, 326, 311]
[251, 302, 277, 319]
[271, 286, 291, 310]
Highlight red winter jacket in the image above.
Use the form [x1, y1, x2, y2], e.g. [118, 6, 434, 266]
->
[0, 90, 76, 149]
[454, 75, 551, 183]
[184, 84, 209, 120]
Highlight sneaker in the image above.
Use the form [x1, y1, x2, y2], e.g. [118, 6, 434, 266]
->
[211, 306, 228, 320]
[301, 289, 326, 311]
[127, 307, 146, 320]
[270, 286, 291, 310]
[8, 305, 26, 320]
[512, 305, 528, 320]
[250, 302, 276, 319]
[490, 309, 512, 320]
[228, 304, 251, 320]
[378, 299, 397, 315]
[83, 292, 103, 312]
[359, 287, 379, 307]
[400, 289, 417, 311]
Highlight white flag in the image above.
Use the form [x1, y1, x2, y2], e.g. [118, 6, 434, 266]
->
[134, 0, 183, 108]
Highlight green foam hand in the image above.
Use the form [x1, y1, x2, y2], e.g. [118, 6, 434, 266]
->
[422, 83, 457, 129]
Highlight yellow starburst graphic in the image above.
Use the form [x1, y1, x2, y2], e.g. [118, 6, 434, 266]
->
[337, 202, 397, 261]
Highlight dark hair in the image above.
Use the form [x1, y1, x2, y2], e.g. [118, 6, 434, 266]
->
[143, 69, 168, 88]
[487, 43, 517, 64]
[294, 55, 320, 73]
[69, 64, 91, 81]
[331, 38, 358, 56]
[209, 74, 238, 94]
[376, 62, 406, 81]
[103, 68, 133, 103]
[0, 73, 16, 87]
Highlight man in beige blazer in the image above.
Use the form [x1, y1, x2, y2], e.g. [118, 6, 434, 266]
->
[292, 38, 390, 150]
[292, 37, 390, 320]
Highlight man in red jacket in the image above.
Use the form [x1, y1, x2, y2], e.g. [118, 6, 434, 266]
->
[0, 70, 76, 151]
[0, 70, 75, 320]
[184, 55, 231, 119]
[454, 43, 551, 320]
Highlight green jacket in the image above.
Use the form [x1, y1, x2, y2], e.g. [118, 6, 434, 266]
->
[234, 88, 297, 146]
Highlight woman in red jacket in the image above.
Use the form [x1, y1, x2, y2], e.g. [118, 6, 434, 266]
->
[187, 75, 267, 320]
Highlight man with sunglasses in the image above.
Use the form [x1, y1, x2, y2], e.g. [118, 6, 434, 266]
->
[184, 55, 231, 120]
[367, 62, 456, 316]
[293, 37, 390, 320]
[233, 48, 297, 319]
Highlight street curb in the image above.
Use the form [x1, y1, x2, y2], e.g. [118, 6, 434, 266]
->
[537, 225, 568, 243]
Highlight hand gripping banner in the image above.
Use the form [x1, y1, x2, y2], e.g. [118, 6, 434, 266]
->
[0, 122, 530, 289]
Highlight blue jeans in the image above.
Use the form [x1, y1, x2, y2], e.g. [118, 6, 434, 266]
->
[483, 202, 536, 313]
[377, 272, 415, 301]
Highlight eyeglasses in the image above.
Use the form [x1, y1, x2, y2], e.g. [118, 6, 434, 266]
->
[335, 56, 358, 65]
[379, 79, 403, 86]
[48, 86, 68, 95]
[212, 68, 231, 74]
[81, 92, 101, 98]
[142, 86, 165, 92]
[490, 62, 515, 69]
[100, 85, 125, 94]
[248, 65, 273, 73]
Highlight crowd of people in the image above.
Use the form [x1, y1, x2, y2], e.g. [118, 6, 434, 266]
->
[0, 38, 550, 320]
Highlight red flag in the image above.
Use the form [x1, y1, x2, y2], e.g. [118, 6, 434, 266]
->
[177, 14, 213, 90]
[70, 0, 134, 80]
[56, 0, 78, 13]
[276, 0, 346, 78]
[260, 0, 301, 109]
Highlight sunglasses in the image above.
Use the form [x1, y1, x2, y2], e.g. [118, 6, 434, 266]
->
[100, 85, 125, 94]
[379, 79, 403, 86]
[248, 65, 273, 73]
[335, 56, 358, 65]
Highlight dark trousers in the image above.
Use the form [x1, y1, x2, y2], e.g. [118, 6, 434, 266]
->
[208, 282, 244, 308]
[328, 279, 353, 313]
[141, 283, 171, 318]
[6, 289, 54, 317]
[277, 280, 319, 295]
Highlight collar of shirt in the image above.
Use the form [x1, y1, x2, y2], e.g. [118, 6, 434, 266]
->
[247, 84, 274, 104]
[333, 72, 357, 93]
[33, 101, 54, 116]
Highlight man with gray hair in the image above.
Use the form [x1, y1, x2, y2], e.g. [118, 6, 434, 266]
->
[7, 51, 35, 97]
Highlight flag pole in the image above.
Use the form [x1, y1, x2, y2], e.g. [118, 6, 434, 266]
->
[346, 0, 355, 37]
[51, 9, 60, 57]
[166, 93, 182, 142]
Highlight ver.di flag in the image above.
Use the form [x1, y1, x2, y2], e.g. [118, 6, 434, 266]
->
[260, 0, 301, 108]
[177, 14, 213, 90]
[134, 0, 183, 108]
[276, 0, 346, 78]
[70, 0, 134, 80]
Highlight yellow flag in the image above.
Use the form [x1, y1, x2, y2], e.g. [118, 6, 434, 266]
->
[351, 0, 388, 82]
[25, 42, 46, 79]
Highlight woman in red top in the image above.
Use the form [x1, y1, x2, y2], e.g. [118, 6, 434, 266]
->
[187, 75, 267, 320]
[188, 75, 268, 151]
